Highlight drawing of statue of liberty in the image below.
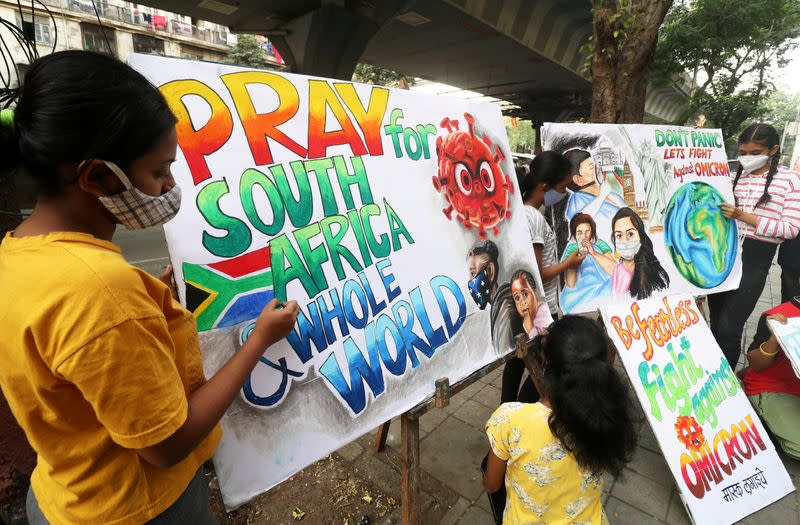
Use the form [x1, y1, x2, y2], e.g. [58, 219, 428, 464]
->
[620, 127, 670, 228]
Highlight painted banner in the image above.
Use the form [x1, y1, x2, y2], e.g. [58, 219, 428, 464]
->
[602, 294, 794, 524]
[541, 123, 742, 314]
[129, 54, 551, 509]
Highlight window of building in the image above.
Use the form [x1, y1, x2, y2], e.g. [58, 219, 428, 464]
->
[16, 12, 54, 45]
[132, 33, 165, 55]
[181, 44, 204, 60]
[81, 23, 116, 55]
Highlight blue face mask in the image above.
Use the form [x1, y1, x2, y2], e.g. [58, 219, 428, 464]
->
[544, 189, 567, 206]
[468, 268, 492, 310]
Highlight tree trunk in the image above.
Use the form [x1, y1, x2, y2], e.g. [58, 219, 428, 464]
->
[589, 0, 673, 123]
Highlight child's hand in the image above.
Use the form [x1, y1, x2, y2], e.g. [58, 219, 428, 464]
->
[159, 264, 178, 300]
[767, 313, 789, 325]
[252, 299, 300, 348]
[581, 239, 595, 255]
[565, 250, 584, 269]
[720, 203, 740, 219]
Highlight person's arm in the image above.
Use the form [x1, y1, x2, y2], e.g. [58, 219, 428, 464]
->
[722, 190, 800, 240]
[534, 243, 582, 283]
[483, 450, 508, 493]
[746, 314, 788, 372]
[138, 300, 299, 467]
[592, 248, 617, 276]
[746, 335, 781, 372]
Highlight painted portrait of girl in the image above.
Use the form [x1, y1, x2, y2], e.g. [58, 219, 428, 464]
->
[510, 269, 551, 340]
[594, 207, 670, 300]
[559, 213, 615, 312]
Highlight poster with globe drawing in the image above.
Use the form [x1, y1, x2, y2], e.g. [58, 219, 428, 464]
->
[541, 123, 742, 314]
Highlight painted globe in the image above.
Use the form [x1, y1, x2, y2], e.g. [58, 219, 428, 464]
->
[663, 182, 738, 288]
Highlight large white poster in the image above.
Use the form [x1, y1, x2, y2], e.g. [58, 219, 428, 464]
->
[129, 54, 551, 509]
[602, 295, 794, 524]
[542, 123, 742, 314]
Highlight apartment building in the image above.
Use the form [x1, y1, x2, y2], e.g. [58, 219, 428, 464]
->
[0, 0, 284, 66]
[0, 0, 283, 209]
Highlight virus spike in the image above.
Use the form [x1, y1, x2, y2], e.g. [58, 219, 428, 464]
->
[477, 225, 487, 239]
[493, 226, 500, 236]
[464, 113, 476, 136]
[440, 117, 459, 133]
[432, 176, 442, 192]
[505, 211, 511, 219]
[482, 135, 492, 148]
[442, 205, 454, 220]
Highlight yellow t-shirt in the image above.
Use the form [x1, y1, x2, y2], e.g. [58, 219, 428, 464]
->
[486, 402, 608, 525]
[0, 232, 221, 525]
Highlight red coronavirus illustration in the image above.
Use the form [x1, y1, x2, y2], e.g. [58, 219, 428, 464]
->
[432, 113, 513, 238]
[675, 415, 705, 451]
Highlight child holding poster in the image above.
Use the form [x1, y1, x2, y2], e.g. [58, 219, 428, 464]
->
[744, 306, 800, 460]
[483, 316, 636, 524]
[0, 51, 299, 525]
[712, 123, 800, 367]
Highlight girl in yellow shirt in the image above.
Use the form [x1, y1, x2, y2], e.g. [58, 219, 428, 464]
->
[483, 316, 637, 524]
[0, 51, 298, 524]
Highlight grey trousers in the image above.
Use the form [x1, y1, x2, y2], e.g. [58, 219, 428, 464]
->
[26, 467, 219, 525]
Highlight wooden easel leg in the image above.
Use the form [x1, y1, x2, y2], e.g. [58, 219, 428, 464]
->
[401, 412, 421, 525]
[374, 420, 391, 454]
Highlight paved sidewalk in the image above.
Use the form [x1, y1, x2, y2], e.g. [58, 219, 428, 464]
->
[129, 251, 799, 525]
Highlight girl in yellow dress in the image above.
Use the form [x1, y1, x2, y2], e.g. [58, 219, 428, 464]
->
[484, 316, 637, 524]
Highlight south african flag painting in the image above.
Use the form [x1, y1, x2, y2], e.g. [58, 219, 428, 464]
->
[183, 246, 274, 331]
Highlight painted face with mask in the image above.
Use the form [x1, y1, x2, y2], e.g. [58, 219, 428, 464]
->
[467, 254, 495, 309]
[574, 222, 593, 252]
[613, 216, 641, 261]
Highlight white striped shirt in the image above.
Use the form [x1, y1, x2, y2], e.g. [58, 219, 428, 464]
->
[734, 167, 800, 244]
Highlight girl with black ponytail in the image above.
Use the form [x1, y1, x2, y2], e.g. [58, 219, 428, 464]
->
[0, 51, 300, 524]
[483, 316, 636, 524]
[711, 123, 800, 368]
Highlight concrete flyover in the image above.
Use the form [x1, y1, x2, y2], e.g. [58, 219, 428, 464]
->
[135, 0, 687, 123]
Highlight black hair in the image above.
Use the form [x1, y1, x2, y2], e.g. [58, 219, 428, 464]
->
[517, 151, 571, 200]
[564, 149, 593, 178]
[1, 51, 177, 196]
[733, 123, 780, 207]
[530, 316, 636, 477]
[510, 268, 536, 290]
[468, 239, 500, 271]
[569, 213, 597, 242]
[611, 207, 670, 300]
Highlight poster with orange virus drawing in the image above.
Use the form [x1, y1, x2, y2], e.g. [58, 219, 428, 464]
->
[128, 54, 552, 510]
[602, 294, 794, 525]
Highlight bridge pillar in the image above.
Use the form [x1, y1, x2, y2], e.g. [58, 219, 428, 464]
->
[269, 2, 404, 80]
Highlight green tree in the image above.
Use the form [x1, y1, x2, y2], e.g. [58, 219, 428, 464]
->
[225, 35, 271, 69]
[505, 118, 536, 153]
[655, 0, 800, 147]
[586, 0, 674, 122]
[756, 90, 800, 164]
[352, 64, 415, 87]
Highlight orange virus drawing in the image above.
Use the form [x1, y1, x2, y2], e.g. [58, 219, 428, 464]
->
[432, 113, 513, 239]
[675, 415, 705, 451]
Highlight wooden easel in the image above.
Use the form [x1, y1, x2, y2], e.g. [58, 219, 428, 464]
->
[372, 351, 519, 524]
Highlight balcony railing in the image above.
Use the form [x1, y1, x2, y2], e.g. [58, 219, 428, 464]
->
[39, 0, 230, 47]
